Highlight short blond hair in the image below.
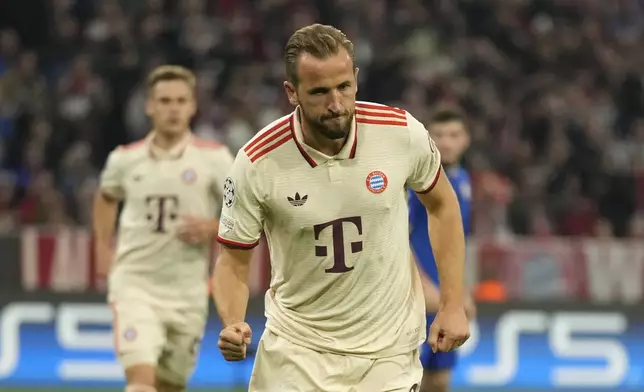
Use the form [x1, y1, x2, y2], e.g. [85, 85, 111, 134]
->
[147, 65, 196, 95]
[284, 24, 355, 85]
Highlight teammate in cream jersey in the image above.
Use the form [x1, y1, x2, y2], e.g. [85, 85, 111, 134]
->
[94, 65, 233, 392]
[214, 24, 470, 392]
[102, 132, 232, 308]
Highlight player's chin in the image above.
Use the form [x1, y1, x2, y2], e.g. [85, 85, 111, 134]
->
[321, 123, 350, 139]
[160, 124, 187, 134]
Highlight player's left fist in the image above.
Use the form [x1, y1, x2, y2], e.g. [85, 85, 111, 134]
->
[428, 302, 470, 353]
[177, 215, 214, 244]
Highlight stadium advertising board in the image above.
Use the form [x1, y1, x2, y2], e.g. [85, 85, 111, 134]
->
[0, 297, 641, 390]
[17, 228, 644, 303]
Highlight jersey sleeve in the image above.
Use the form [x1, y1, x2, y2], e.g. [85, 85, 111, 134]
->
[406, 112, 442, 193]
[209, 147, 235, 201]
[99, 148, 125, 200]
[216, 151, 264, 249]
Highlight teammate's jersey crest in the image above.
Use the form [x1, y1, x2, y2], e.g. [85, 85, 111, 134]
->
[181, 168, 197, 184]
[366, 170, 388, 194]
[123, 327, 138, 341]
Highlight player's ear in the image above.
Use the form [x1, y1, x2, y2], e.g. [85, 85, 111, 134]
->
[188, 97, 197, 117]
[145, 97, 154, 117]
[354, 67, 359, 89]
[462, 125, 471, 150]
[283, 81, 299, 106]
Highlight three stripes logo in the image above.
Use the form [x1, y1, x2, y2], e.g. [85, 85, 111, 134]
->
[287, 192, 308, 207]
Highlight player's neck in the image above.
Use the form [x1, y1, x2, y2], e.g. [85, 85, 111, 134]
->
[443, 163, 460, 171]
[300, 119, 346, 156]
[151, 130, 189, 150]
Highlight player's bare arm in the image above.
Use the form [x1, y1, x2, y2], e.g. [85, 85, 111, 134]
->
[177, 215, 219, 244]
[416, 168, 470, 352]
[93, 191, 119, 277]
[178, 148, 234, 245]
[212, 245, 253, 361]
[411, 250, 441, 313]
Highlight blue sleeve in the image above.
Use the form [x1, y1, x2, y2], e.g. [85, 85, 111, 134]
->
[456, 173, 472, 235]
[407, 189, 439, 283]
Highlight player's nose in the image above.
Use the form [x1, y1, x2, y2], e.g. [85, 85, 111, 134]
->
[326, 91, 343, 113]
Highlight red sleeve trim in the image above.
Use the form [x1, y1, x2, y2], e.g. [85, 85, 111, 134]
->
[415, 168, 441, 194]
[216, 235, 259, 249]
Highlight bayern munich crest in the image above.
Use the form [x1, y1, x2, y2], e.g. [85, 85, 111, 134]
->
[366, 170, 388, 194]
[123, 327, 138, 341]
[181, 168, 197, 184]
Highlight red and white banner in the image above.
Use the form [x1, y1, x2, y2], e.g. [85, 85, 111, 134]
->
[20, 227, 271, 295]
[471, 237, 644, 303]
[18, 229, 644, 303]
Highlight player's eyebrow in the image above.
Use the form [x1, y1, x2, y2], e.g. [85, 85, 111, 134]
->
[306, 80, 352, 95]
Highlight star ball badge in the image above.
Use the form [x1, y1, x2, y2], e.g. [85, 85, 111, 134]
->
[223, 177, 235, 207]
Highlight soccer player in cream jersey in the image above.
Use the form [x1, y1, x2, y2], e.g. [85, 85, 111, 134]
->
[93, 66, 234, 392]
[213, 24, 470, 391]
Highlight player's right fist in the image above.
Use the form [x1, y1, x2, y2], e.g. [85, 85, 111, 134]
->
[218, 322, 252, 361]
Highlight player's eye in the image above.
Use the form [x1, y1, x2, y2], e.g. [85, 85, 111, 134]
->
[308, 88, 329, 96]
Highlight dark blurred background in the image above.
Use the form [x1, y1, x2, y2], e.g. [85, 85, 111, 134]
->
[0, 0, 643, 391]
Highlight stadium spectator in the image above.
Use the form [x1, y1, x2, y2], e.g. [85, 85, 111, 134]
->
[0, 0, 643, 238]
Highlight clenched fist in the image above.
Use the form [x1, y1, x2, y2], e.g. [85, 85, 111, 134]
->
[428, 303, 470, 353]
[218, 322, 252, 361]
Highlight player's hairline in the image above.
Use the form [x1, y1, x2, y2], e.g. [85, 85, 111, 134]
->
[147, 65, 196, 95]
[427, 106, 468, 129]
[284, 24, 356, 86]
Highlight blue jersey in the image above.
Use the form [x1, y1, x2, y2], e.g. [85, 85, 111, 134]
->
[408, 166, 471, 284]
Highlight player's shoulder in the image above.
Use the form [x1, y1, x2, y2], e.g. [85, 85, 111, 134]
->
[109, 138, 148, 164]
[191, 136, 225, 150]
[189, 136, 233, 161]
[457, 166, 471, 181]
[240, 112, 295, 164]
[449, 166, 470, 182]
[355, 101, 409, 130]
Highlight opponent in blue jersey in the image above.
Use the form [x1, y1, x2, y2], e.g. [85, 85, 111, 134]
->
[408, 107, 475, 392]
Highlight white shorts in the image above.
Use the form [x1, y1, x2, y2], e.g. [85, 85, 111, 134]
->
[249, 330, 422, 392]
[110, 300, 206, 385]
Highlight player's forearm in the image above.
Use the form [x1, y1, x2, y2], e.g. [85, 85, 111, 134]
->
[427, 199, 465, 306]
[92, 192, 118, 248]
[410, 251, 440, 312]
[212, 248, 251, 327]
[420, 270, 441, 313]
[207, 219, 219, 238]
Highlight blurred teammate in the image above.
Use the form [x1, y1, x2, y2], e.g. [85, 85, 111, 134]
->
[408, 107, 475, 392]
[213, 24, 469, 391]
[93, 65, 234, 392]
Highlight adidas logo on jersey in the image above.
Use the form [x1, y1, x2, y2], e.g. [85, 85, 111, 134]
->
[287, 192, 308, 207]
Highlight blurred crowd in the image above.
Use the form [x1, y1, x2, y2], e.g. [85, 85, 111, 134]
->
[1, 0, 644, 237]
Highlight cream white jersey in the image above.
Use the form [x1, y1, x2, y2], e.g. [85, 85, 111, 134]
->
[218, 101, 442, 358]
[100, 133, 234, 309]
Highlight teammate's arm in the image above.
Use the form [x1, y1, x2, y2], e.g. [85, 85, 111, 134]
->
[212, 151, 263, 361]
[177, 148, 235, 244]
[93, 149, 125, 277]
